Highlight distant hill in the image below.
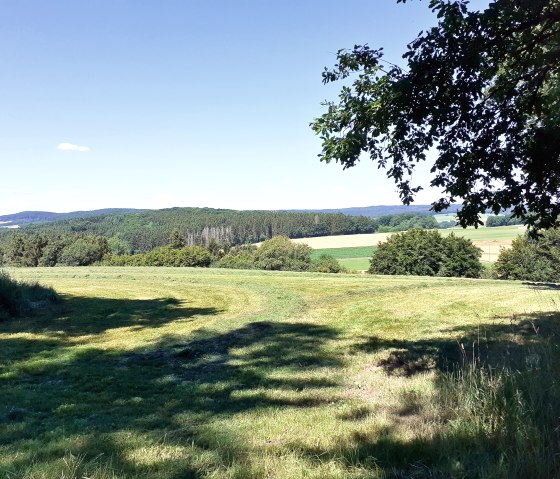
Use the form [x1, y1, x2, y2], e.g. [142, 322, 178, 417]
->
[2, 207, 381, 251]
[284, 204, 461, 218]
[0, 209, 149, 228]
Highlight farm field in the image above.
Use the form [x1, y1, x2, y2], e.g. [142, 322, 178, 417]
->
[297, 226, 525, 269]
[1, 267, 559, 478]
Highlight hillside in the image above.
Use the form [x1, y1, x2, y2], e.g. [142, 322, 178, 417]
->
[6, 207, 379, 252]
[286, 204, 461, 217]
[0, 208, 148, 228]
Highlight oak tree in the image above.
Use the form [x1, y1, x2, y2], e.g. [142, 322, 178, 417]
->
[312, 0, 560, 230]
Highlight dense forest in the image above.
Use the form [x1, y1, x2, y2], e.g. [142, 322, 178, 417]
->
[0, 208, 444, 267]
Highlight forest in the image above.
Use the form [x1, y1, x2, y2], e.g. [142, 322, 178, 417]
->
[0, 208, 442, 267]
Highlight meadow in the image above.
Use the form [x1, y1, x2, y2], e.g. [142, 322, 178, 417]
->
[1, 267, 559, 478]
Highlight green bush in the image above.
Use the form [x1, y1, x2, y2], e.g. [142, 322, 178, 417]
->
[59, 237, 109, 266]
[0, 270, 60, 319]
[369, 229, 482, 278]
[310, 254, 342, 273]
[215, 244, 258, 270]
[253, 236, 312, 271]
[104, 245, 212, 267]
[494, 229, 560, 281]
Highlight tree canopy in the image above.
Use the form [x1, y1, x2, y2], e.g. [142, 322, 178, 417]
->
[312, 0, 560, 231]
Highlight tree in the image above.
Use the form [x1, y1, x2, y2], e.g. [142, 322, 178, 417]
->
[169, 228, 186, 249]
[369, 229, 482, 278]
[312, 0, 560, 231]
[494, 229, 560, 281]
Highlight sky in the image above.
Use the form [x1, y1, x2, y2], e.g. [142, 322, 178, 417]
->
[0, 0, 489, 215]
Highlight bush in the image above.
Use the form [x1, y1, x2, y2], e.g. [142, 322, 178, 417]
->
[104, 245, 212, 267]
[217, 237, 319, 272]
[369, 229, 482, 278]
[0, 270, 60, 319]
[253, 236, 312, 271]
[494, 229, 560, 281]
[215, 245, 258, 270]
[310, 254, 342, 273]
[58, 237, 109, 266]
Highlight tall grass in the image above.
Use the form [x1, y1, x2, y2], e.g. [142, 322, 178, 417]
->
[0, 270, 59, 319]
[433, 330, 560, 478]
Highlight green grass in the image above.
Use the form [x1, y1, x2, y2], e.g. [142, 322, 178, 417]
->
[311, 246, 377, 271]
[311, 246, 377, 260]
[1, 267, 559, 478]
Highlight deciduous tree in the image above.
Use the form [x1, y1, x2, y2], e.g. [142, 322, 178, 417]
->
[312, 0, 560, 230]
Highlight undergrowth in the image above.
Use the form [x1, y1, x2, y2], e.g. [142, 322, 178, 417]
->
[0, 270, 60, 319]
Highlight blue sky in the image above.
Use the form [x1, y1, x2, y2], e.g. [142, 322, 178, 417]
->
[0, 0, 488, 215]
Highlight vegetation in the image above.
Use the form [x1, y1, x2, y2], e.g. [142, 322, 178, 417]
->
[217, 236, 342, 273]
[13, 207, 379, 252]
[486, 215, 524, 227]
[0, 270, 59, 319]
[104, 245, 213, 268]
[0, 211, 448, 270]
[495, 229, 560, 282]
[1, 267, 559, 478]
[311, 246, 377, 272]
[369, 229, 482, 278]
[312, 0, 560, 230]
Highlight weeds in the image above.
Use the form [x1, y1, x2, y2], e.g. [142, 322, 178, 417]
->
[0, 269, 59, 319]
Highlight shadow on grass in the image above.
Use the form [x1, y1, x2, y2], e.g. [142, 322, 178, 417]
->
[314, 311, 560, 478]
[522, 281, 560, 291]
[2, 295, 560, 478]
[0, 295, 342, 477]
[353, 312, 560, 376]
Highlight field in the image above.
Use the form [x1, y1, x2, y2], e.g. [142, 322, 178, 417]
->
[297, 226, 525, 269]
[1, 267, 559, 478]
[310, 246, 377, 271]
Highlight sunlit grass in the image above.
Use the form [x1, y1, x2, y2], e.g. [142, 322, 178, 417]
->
[1, 267, 559, 478]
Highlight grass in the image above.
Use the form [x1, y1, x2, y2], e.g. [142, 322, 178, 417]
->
[1, 267, 559, 478]
[311, 246, 377, 271]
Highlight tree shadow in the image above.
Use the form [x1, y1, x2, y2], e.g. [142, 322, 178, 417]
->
[522, 281, 560, 291]
[306, 311, 560, 478]
[354, 312, 560, 376]
[0, 297, 342, 477]
[3, 295, 223, 337]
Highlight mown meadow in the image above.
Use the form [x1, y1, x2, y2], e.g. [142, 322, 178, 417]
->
[1, 267, 559, 478]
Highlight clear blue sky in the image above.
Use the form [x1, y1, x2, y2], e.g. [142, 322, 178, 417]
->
[0, 0, 489, 215]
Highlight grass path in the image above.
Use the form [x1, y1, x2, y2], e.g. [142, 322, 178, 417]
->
[1, 267, 558, 478]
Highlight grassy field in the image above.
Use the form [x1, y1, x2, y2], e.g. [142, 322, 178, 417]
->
[1, 267, 559, 478]
[311, 246, 377, 271]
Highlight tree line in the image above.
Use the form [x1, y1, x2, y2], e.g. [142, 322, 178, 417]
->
[0, 208, 445, 262]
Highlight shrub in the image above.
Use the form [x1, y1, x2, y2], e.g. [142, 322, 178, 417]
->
[0, 270, 60, 319]
[59, 237, 109, 266]
[253, 236, 312, 271]
[215, 245, 258, 270]
[494, 229, 560, 282]
[369, 229, 482, 278]
[104, 245, 212, 267]
[310, 254, 342, 273]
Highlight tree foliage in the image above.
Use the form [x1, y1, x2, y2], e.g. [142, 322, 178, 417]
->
[312, 0, 560, 231]
[494, 229, 560, 281]
[369, 229, 482, 278]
